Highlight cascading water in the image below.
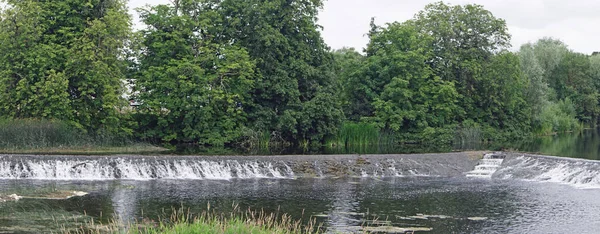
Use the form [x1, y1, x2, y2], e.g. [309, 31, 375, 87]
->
[0, 157, 294, 180]
[0, 153, 477, 180]
[466, 153, 505, 178]
[495, 154, 600, 188]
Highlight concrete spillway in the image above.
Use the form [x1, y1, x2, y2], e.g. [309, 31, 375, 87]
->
[0, 153, 480, 180]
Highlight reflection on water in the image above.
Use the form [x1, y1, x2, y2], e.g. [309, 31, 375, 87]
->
[454, 128, 600, 160]
[1, 178, 600, 233]
[173, 129, 600, 161]
[515, 129, 600, 160]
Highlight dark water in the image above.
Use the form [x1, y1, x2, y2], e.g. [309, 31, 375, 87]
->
[514, 129, 600, 160]
[1, 177, 599, 233]
[174, 129, 600, 160]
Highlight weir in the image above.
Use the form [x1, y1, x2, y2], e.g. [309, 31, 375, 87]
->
[0, 153, 478, 180]
[466, 153, 505, 178]
[2, 153, 599, 188]
[496, 153, 600, 188]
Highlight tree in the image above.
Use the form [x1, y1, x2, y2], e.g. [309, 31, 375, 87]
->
[212, 0, 344, 143]
[532, 37, 569, 84]
[549, 52, 599, 124]
[410, 2, 511, 121]
[519, 43, 549, 119]
[477, 51, 529, 130]
[134, 2, 255, 145]
[332, 47, 365, 121]
[589, 54, 600, 90]
[0, 0, 132, 133]
[359, 22, 459, 132]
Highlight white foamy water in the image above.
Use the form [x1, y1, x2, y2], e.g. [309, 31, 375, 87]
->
[495, 155, 600, 189]
[466, 153, 505, 178]
[0, 158, 294, 180]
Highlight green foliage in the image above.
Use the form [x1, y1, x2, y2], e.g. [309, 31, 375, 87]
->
[0, 0, 132, 134]
[411, 1, 511, 121]
[549, 52, 599, 124]
[213, 0, 344, 144]
[332, 122, 380, 146]
[332, 48, 365, 121]
[364, 22, 459, 132]
[134, 2, 255, 146]
[0, 118, 131, 150]
[532, 38, 569, 81]
[538, 99, 582, 134]
[68, 205, 318, 234]
[455, 120, 484, 144]
[519, 43, 549, 118]
[1, 0, 599, 150]
[477, 51, 530, 130]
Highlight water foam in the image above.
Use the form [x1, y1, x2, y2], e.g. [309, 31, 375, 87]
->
[0, 153, 475, 180]
[466, 153, 505, 178]
[0, 157, 294, 180]
[495, 155, 600, 189]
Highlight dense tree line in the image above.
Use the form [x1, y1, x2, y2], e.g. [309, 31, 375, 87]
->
[0, 0, 599, 147]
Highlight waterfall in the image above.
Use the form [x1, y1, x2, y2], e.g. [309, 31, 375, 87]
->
[0, 157, 294, 180]
[0, 153, 478, 180]
[495, 154, 600, 188]
[466, 153, 505, 178]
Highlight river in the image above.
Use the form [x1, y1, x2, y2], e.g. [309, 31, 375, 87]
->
[1, 131, 600, 233]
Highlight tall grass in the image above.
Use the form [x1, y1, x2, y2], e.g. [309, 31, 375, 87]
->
[66, 205, 320, 234]
[454, 120, 483, 146]
[0, 118, 136, 151]
[237, 128, 291, 151]
[330, 122, 381, 147]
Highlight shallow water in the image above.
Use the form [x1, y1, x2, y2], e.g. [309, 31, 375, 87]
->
[1, 176, 599, 233]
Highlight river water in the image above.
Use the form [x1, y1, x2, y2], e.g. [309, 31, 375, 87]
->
[1, 175, 599, 233]
[1, 130, 600, 233]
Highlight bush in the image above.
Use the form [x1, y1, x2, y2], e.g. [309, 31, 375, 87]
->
[537, 99, 581, 135]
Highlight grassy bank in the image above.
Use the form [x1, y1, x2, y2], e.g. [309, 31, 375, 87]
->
[68, 206, 319, 234]
[0, 119, 166, 154]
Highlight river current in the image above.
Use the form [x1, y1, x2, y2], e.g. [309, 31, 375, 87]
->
[1, 153, 599, 233]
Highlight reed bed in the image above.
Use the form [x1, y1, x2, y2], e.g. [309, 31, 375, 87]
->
[330, 122, 380, 147]
[0, 118, 157, 153]
[0, 118, 85, 149]
[65, 204, 320, 234]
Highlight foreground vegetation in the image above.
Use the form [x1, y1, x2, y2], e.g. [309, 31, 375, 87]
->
[0, 0, 598, 149]
[69, 206, 319, 234]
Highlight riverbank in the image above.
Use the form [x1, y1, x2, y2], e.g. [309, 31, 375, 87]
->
[0, 144, 169, 155]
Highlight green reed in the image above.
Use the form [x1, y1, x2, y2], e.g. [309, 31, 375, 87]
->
[329, 122, 384, 147]
[0, 118, 132, 151]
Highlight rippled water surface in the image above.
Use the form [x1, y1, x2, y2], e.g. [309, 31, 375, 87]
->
[1, 177, 599, 233]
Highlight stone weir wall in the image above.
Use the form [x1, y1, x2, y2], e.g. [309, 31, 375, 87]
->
[0, 152, 484, 180]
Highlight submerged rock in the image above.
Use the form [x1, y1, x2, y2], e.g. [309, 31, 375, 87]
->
[362, 226, 433, 233]
[0, 191, 88, 201]
[0, 194, 23, 202]
[467, 217, 488, 221]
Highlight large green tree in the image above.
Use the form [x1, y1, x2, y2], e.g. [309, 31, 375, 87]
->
[134, 2, 255, 145]
[213, 0, 344, 143]
[477, 52, 529, 130]
[356, 22, 459, 132]
[410, 2, 512, 122]
[550, 52, 599, 124]
[519, 43, 548, 118]
[332, 48, 364, 121]
[532, 38, 569, 83]
[0, 0, 132, 133]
